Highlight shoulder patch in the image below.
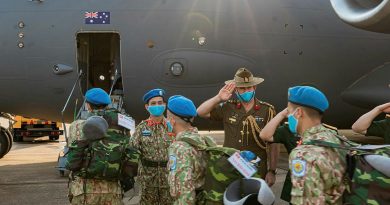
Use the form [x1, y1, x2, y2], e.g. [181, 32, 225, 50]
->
[169, 155, 177, 171]
[292, 159, 306, 177]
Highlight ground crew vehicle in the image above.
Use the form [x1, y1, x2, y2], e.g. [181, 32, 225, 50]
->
[13, 116, 63, 142]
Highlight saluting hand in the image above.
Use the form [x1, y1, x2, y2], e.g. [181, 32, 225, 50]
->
[218, 82, 236, 101]
[377, 102, 390, 113]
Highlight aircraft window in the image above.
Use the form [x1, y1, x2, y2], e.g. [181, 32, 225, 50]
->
[171, 62, 184, 76]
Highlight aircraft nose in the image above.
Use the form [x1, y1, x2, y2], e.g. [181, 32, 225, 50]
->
[341, 63, 390, 109]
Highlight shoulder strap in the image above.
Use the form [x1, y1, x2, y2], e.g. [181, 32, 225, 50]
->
[179, 136, 208, 150]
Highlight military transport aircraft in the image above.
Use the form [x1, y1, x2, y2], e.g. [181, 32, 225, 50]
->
[0, 0, 390, 157]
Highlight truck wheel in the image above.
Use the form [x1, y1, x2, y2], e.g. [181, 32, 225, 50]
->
[49, 136, 59, 141]
[0, 131, 10, 158]
[3, 129, 12, 154]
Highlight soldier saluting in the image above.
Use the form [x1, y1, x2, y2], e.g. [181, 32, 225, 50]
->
[197, 68, 279, 185]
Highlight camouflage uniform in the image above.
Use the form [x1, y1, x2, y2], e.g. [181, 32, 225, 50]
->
[168, 129, 214, 205]
[131, 118, 174, 205]
[289, 124, 347, 205]
[68, 109, 130, 205]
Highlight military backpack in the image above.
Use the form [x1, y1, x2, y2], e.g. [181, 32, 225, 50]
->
[305, 136, 390, 205]
[66, 113, 139, 188]
[178, 135, 246, 205]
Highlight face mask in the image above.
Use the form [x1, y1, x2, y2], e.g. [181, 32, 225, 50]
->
[288, 109, 299, 134]
[147, 105, 166, 117]
[166, 120, 173, 133]
[236, 91, 255, 102]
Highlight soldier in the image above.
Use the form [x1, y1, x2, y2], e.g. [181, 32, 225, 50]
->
[284, 86, 346, 205]
[167, 95, 216, 205]
[352, 102, 390, 143]
[197, 68, 279, 186]
[259, 108, 338, 204]
[131, 88, 173, 205]
[68, 88, 133, 205]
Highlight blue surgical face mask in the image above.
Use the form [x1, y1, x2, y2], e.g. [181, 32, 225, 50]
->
[166, 120, 173, 132]
[236, 91, 255, 102]
[288, 109, 299, 134]
[147, 105, 166, 117]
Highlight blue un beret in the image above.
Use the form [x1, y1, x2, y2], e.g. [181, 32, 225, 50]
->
[167, 95, 197, 118]
[288, 86, 329, 113]
[143, 88, 166, 103]
[85, 88, 111, 105]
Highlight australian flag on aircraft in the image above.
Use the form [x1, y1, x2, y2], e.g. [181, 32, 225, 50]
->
[85, 12, 110, 24]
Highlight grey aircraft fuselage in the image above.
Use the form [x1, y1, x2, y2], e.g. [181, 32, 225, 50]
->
[0, 0, 390, 129]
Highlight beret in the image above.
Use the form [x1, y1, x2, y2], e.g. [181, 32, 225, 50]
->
[143, 88, 165, 103]
[288, 86, 329, 113]
[167, 95, 197, 118]
[85, 88, 111, 105]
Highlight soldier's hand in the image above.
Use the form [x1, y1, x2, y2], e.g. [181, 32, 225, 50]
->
[265, 171, 276, 187]
[377, 102, 390, 113]
[218, 82, 236, 101]
[277, 108, 289, 118]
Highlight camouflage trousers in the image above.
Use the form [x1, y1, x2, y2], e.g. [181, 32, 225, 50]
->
[140, 186, 172, 205]
[71, 193, 123, 205]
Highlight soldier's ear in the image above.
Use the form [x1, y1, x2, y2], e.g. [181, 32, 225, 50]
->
[145, 104, 149, 111]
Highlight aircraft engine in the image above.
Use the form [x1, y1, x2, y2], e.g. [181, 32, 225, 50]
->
[330, 0, 390, 33]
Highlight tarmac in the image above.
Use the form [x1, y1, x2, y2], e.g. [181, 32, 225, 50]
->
[0, 130, 384, 205]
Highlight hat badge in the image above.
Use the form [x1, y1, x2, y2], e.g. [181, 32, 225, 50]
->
[244, 77, 249, 82]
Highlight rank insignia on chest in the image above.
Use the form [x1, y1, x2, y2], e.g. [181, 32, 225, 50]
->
[292, 159, 306, 177]
[142, 129, 151, 137]
[254, 116, 264, 122]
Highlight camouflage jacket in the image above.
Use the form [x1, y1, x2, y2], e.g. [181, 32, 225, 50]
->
[131, 118, 173, 187]
[68, 109, 132, 196]
[289, 124, 347, 205]
[168, 129, 212, 205]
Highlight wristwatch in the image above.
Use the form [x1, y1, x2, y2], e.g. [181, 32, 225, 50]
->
[268, 169, 277, 175]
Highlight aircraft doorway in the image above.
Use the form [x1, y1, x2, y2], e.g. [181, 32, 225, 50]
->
[76, 33, 122, 95]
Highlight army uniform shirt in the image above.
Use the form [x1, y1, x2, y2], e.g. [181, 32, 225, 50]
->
[289, 124, 346, 205]
[68, 109, 126, 204]
[366, 117, 390, 143]
[210, 98, 275, 177]
[168, 129, 213, 205]
[131, 118, 173, 205]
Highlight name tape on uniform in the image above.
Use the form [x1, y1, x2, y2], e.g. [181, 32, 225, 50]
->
[118, 113, 135, 134]
[228, 152, 257, 178]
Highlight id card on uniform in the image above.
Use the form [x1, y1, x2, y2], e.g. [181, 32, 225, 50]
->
[228, 152, 257, 178]
[118, 113, 135, 135]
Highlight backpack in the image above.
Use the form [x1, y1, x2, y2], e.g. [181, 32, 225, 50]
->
[305, 136, 390, 205]
[178, 135, 245, 205]
[66, 113, 139, 186]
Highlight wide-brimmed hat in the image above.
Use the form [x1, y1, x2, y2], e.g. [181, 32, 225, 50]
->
[225, 68, 264, 87]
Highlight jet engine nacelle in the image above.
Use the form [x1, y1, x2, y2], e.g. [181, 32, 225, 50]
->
[330, 0, 390, 33]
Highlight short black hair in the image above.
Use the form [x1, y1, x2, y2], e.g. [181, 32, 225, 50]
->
[88, 102, 108, 110]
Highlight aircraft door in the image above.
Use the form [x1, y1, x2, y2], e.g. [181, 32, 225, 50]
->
[76, 33, 122, 96]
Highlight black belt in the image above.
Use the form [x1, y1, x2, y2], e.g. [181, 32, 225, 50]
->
[141, 159, 168, 167]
